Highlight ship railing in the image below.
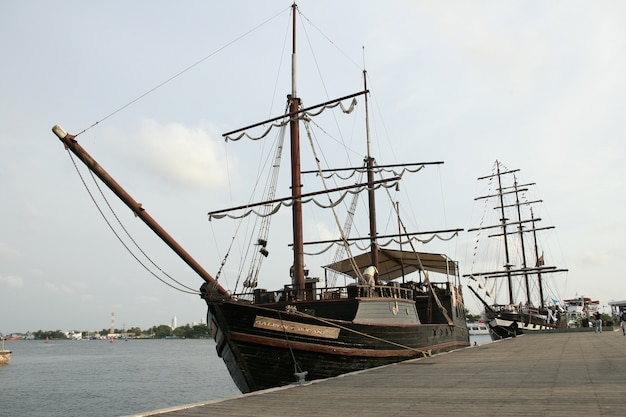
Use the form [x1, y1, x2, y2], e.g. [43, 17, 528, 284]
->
[248, 283, 414, 303]
[280, 283, 415, 301]
[490, 303, 543, 315]
[346, 283, 414, 300]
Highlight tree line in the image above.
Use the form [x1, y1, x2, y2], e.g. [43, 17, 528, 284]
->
[30, 323, 210, 340]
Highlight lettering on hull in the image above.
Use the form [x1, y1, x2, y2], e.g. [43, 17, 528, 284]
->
[253, 316, 340, 339]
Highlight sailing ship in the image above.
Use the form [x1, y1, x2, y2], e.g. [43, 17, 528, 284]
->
[50, 4, 469, 393]
[465, 160, 568, 339]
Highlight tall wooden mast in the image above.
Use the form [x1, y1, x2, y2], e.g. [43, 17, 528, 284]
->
[363, 70, 378, 270]
[495, 163, 514, 305]
[289, 3, 305, 291]
[512, 176, 531, 305]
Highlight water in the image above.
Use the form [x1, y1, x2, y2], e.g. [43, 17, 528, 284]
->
[2, 336, 493, 417]
[0, 339, 240, 417]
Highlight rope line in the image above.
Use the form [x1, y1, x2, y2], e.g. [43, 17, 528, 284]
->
[67, 150, 198, 294]
[74, 6, 290, 138]
[291, 308, 451, 356]
[249, 303, 433, 356]
[277, 310, 305, 375]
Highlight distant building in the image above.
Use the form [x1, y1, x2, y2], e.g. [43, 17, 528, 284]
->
[564, 296, 600, 327]
[609, 300, 626, 322]
[64, 331, 82, 340]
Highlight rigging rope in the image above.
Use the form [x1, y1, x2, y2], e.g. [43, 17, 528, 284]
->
[290, 308, 457, 356]
[249, 301, 435, 356]
[302, 232, 459, 257]
[208, 182, 401, 220]
[378, 176, 455, 325]
[73, 7, 291, 138]
[214, 113, 290, 294]
[468, 165, 495, 299]
[277, 310, 306, 376]
[223, 98, 358, 142]
[302, 119, 363, 281]
[243, 121, 288, 290]
[67, 150, 198, 294]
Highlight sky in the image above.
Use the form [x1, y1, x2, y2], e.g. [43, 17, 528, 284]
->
[1, 0, 625, 335]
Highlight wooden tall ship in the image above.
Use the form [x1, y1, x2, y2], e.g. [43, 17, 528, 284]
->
[51, 4, 469, 393]
[465, 161, 568, 339]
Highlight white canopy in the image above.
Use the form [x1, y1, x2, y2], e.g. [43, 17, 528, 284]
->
[324, 248, 457, 281]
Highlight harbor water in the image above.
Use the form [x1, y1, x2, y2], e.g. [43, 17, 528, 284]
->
[0, 339, 239, 417]
[1, 335, 491, 417]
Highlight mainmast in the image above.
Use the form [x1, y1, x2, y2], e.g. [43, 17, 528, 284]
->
[289, 3, 305, 291]
[363, 70, 378, 270]
[512, 176, 532, 305]
[531, 207, 546, 309]
[495, 163, 514, 305]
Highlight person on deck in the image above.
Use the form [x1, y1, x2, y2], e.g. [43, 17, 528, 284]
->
[620, 310, 626, 336]
[362, 266, 379, 288]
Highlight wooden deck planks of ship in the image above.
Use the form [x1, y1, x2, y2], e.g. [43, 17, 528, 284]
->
[127, 330, 626, 416]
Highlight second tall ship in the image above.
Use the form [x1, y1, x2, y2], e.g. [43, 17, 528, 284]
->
[465, 160, 568, 339]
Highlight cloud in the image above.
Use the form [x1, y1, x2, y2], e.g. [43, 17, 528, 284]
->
[309, 220, 337, 242]
[116, 119, 233, 190]
[0, 275, 24, 288]
[44, 281, 78, 295]
[0, 243, 19, 261]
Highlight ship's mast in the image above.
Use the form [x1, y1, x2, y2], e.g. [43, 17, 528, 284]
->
[495, 163, 514, 305]
[530, 207, 546, 309]
[363, 70, 378, 270]
[289, 3, 305, 291]
[512, 176, 532, 305]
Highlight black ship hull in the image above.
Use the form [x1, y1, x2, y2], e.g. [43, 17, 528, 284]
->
[204, 283, 469, 393]
[486, 308, 564, 340]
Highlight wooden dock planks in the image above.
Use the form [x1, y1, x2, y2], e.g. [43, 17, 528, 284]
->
[128, 330, 626, 416]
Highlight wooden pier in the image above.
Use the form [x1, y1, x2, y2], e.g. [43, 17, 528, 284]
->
[128, 329, 626, 417]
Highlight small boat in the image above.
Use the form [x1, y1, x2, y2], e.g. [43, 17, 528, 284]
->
[0, 337, 11, 365]
[51, 3, 469, 393]
[466, 321, 490, 336]
[465, 161, 568, 339]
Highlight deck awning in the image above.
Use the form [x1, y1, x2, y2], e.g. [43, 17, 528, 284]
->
[323, 248, 457, 281]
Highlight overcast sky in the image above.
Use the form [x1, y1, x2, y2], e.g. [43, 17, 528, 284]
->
[2, 0, 625, 334]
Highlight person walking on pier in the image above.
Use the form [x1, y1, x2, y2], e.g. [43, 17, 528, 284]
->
[594, 311, 602, 333]
[620, 310, 626, 335]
